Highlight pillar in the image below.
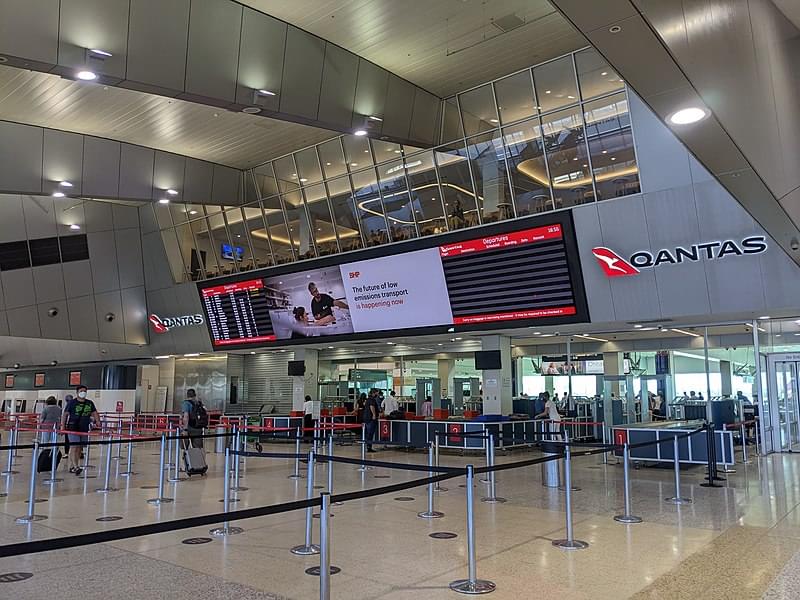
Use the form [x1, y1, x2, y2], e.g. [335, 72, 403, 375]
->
[481, 335, 512, 415]
[720, 360, 732, 397]
[603, 353, 624, 396]
[291, 348, 319, 412]
[437, 359, 455, 398]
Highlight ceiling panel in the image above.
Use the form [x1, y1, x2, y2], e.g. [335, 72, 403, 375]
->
[240, 0, 586, 97]
[0, 65, 337, 169]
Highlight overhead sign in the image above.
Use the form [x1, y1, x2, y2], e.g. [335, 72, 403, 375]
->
[592, 236, 768, 277]
[149, 313, 204, 334]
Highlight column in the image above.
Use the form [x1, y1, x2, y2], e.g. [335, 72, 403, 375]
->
[603, 352, 625, 425]
[720, 360, 732, 397]
[437, 359, 455, 398]
[291, 348, 319, 412]
[481, 335, 512, 415]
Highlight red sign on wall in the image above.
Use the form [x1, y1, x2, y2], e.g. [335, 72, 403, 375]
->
[448, 423, 463, 444]
[613, 429, 627, 446]
[379, 420, 391, 440]
[264, 418, 274, 430]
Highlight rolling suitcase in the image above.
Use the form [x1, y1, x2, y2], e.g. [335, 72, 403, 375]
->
[183, 447, 208, 476]
[37, 448, 62, 472]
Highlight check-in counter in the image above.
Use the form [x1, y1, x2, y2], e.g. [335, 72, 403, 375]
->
[377, 418, 548, 450]
[612, 420, 734, 465]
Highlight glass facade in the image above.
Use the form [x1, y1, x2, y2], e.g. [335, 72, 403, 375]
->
[151, 47, 641, 283]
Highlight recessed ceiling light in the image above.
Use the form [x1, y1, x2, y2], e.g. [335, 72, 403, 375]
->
[582, 164, 588, 168]
[567, 95, 575, 99]
[545, 90, 551, 94]
[76, 70, 97, 81]
[326, 162, 331, 166]
[354, 130, 367, 136]
[257, 89, 276, 96]
[250, 351, 256, 354]
[489, 118, 499, 123]
[351, 163, 358, 167]
[758, 315, 770, 320]
[158, 198, 170, 204]
[69, 224, 80, 230]
[328, 346, 334, 349]
[299, 178, 308, 183]
[59, 181, 73, 188]
[89, 49, 112, 57]
[572, 157, 578, 161]
[601, 150, 608, 154]
[668, 107, 707, 125]
[184, 353, 200, 357]
[610, 157, 616, 161]
[167, 189, 178, 196]
[394, 149, 402, 153]
[242, 106, 261, 114]
[601, 71, 608, 76]
[52, 191, 65, 197]
[189, 210, 198, 215]
[369, 116, 383, 122]
[634, 324, 643, 328]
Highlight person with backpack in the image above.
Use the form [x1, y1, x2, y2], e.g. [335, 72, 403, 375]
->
[181, 388, 208, 449]
[60, 385, 99, 475]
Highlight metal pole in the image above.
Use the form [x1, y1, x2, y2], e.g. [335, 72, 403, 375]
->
[449, 465, 496, 594]
[703, 327, 712, 423]
[357, 427, 371, 472]
[567, 337, 573, 413]
[147, 433, 173, 504]
[433, 433, 447, 492]
[168, 427, 185, 483]
[96, 431, 117, 493]
[114, 419, 123, 461]
[755, 417, 761, 456]
[120, 422, 136, 477]
[289, 427, 302, 479]
[16, 441, 46, 523]
[164, 424, 175, 468]
[613, 443, 642, 523]
[43, 429, 62, 484]
[480, 433, 491, 483]
[327, 434, 334, 495]
[2, 426, 18, 475]
[319, 492, 332, 600]
[666, 434, 691, 504]
[291, 451, 320, 555]
[482, 433, 506, 503]
[230, 425, 248, 492]
[601, 425, 609, 465]
[210, 448, 243, 536]
[419, 443, 444, 518]
[751, 320, 766, 455]
[740, 422, 749, 464]
[552, 435, 589, 550]
[78, 434, 96, 478]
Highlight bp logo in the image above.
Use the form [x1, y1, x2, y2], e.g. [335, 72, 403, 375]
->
[592, 236, 768, 277]
[149, 313, 204, 333]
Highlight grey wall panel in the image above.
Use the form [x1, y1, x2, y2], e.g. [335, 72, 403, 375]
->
[0, 194, 25, 243]
[280, 27, 326, 120]
[0, 0, 59, 66]
[22, 195, 56, 239]
[409, 89, 441, 146]
[82, 137, 121, 198]
[38, 300, 70, 339]
[0, 122, 43, 194]
[382, 75, 415, 140]
[94, 290, 125, 343]
[6, 305, 41, 338]
[2, 269, 35, 310]
[212, 165, 240, 205]
[184, 159, 214, 204]
[114, 227, 144, 289]
[138, 204, 158, 235]
[66, 295, 98, 341]
[152, 152, 186, 199]
[87, 231, 121, 293]
[629, 92, 692, 194]
[126, 0, 190, 93]
[759, 237, 800, 311]
[184, 0, 242, 104]
[118, 144, 154, 200]
[83, 200, 114, 233]
[317, 44, 358, 128]
[352, 59, 388, 123]
[141, 230, 175, 291]
[572, 203, 614, 324]
[112, 204, 140, 231]
[62, 260, 94, 299]
[42, 129, 84, 196]
[32, 264, 66, 304]
[58, 0, 129, 80]
[236, 8, 287, 111]
[121, 286, 147, 344]
[0, 312, 9, 337]
[642, 187, 712, 317]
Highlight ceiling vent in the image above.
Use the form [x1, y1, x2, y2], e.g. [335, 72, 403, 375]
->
[491, 14, 525, 33]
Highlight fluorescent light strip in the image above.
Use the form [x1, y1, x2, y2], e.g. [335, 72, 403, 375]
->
[576, 334, 609, 343]
[670, 328, 701, 338]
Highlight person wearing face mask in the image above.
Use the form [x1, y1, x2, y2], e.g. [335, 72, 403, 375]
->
[60, 385, 99, 475]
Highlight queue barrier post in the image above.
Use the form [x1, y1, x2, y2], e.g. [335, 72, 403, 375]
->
[209, 447, 243, 537]
[168, 428, 186, 483]
[2, 426, 19, 475]
[146, 433, 173, 505]
[120, 422, 136, 477]
[552, 433, 588, 550]
[113, 419, 123, 461]
[434, 433, 447, 492]
[740, 422, 750, 464]
[291, 451, 320, 556]
[449, 465, 496, 595]
[613, 443, 642, 524]
[96, 431, 118, 493]
[755, 418, 761, 457]
[78, 434, 96, 478]
[230, 425, 247, 492]
[319, 492, 332, 600]
[164, 424, 175, 469]
[482, 433, 506, 504]
[289, 427, 302, 479]
[418, 443, 444, 519]
[701, 422, 724, 488]
[43, 429, 62, 484]
[357, 429, 371, 473]
[480, 433, 491, 484]
[16, 441, 46, 523]
[666, 434, 692, 505]
[601, 425, 609, 465]
[558, 426, 580, 492]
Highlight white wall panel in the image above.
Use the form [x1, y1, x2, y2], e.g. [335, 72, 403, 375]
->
[352, 59, 388, 124]
[0, 195, 25, 243]
[280, 27, 326, 120]
[58, 0, 129, 81]
[82, 137, 121, 198]
[42, 129, 84, 196]
[153, 152, 186, 200]
[62, 260, 94, 299]
[0, 122, 43, 194]
[6, 305, 41, 338]
[2, 269, 35, 310]
[114, 228, 144, 289]
[32, 264, 66, 304]
[83, 200, 114, 233]
[94, 290, 125, 343]
[66, 295, 98, 341]
[0, 0, 59, 67]
[318, 44, 358, 128]
[236, 7, 287, 111]
[22, 196, 56, 239]
[38, 300, 70, 339]
[87, 231, 120, 293]
[121, 286, 147, 344]
[118, 144, 154, 200]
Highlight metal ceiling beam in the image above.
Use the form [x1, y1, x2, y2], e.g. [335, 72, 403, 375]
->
[548, 0, 800, 267]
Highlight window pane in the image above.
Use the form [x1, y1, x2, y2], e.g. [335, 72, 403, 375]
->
[584, 93, 640, 200]
[327, 176, 363, 252]
[542, 106, 593, 208]
[441, 97, 464, 143]
[459, 83, 499, 137]
[303, 183, 339, 256]
[174, 223, 201, 280]
[294, 147, 323, 185]
[189, 217, 218, 278]
[263, 202, 294, 264]
[343, 135, 373, 169]
[406, 151, 446, 237]
[532, 55, 579, 113]
[282, 190, 315, 260]
[377, 158, 416, 242]
[160, 228, 186, 283]
[319, 139, 348, 178]
[273, 156, 299, 193]
[575, 48, 623, 100]
[371, 139, 403, 165]
[224, 208, 256, 272]
[350, 169, 388, 247]
[154, 200, 173, 229]
[206, 210, 236, 276]
[253, 163, 280, 198]
[503, 117, 554, 216]
[466, 131, 514, 223]
[495, 70, 537, 125]
[169, 201, 193, 225]
[435, 142, 480, 230]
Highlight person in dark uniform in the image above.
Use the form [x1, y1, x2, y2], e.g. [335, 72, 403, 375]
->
[307, 282, 348, 325]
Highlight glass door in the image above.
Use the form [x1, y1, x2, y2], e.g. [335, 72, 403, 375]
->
[775, 362, 800, 451]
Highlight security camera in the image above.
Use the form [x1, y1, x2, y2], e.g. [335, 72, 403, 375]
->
[105, 312, 115, 322]
[12, 363, 20, 369]
[658, 325, 664, 330]
[50, 360, 58, 366]
[47, 307, 58, 317]
[791, 238, 800, 251]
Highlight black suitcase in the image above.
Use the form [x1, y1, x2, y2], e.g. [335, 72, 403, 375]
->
[37, 449, 62, 473]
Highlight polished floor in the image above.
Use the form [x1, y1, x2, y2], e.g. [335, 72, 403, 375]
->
[0, 434, 798, 599]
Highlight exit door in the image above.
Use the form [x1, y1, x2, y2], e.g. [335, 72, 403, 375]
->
[766, 354, 800, 453]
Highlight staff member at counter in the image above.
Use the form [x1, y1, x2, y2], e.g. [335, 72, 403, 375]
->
[308, 282, 348, 325]
[535, 391, 561, 433]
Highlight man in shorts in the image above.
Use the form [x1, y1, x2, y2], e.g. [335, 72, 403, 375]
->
[60, 385, 99, 475]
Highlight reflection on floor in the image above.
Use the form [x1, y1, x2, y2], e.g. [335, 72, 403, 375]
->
[0, 436, 798, 599]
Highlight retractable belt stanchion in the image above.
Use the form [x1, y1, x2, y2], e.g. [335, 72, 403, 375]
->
[558, 425, 580, 492]
[601, 425, 609, 465]
[482, 433, 506, 504]
[147, 432, 173, 505]
[291, 450, 320, 555]
[43, 428, 62, 484]
[480, 434, 491, 484]
[168, 429, 186, 483]
[326, 434, 342, 507]
[231, 425, 247, 492]
[96, 431, 118, 493]
[120, 422, 136, 477]
[78, 433, 96, 478]
[449, 465, 495, 595]
[613, 442, 642, 524]
[666, 434, 692, 505]
[2, 425, 19, 475]
[319, 492, 332, 600]
[164, 424, 175, 469]
[289, 427, 302, 479]
[701, 422, 723, 488]
[552, 433, 588, 550]
[755, 417, 761, 456]
[210, 447, 243, 537]
[357, 425, 371, 473]
[16, 441, 46, 523]
[434, 433, 447, 492]
[740, 422, 750, 464]
[113, 419, 123, 461]
[418, 443, 444, 519]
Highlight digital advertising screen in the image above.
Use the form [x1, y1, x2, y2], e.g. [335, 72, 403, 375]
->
[198, 213, 588, 349]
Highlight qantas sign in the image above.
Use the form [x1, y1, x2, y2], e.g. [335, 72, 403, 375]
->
[592, 236, 768, 278]
[149, 313, 204, 333]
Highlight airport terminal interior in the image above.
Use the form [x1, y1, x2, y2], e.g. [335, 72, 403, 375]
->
[0, 1, 799, 598]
